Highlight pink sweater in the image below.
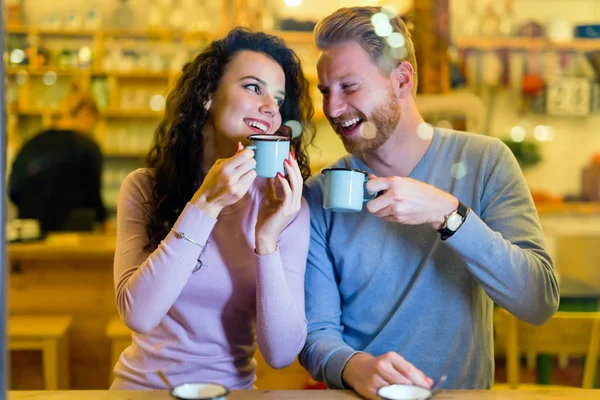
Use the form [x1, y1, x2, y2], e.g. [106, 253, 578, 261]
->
[110, 168, 309, 390]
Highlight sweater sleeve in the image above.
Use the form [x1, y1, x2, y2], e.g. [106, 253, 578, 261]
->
[113, 170, 218, 333]
[445, 140, 559, 325]
[298, 182, 362, 389]
[255, 198, 310, 369]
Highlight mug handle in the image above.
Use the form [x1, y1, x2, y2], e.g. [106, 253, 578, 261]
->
[363, 177, 379, 202]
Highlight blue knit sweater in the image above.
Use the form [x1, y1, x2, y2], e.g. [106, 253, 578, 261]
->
[300, 128, 559, 390]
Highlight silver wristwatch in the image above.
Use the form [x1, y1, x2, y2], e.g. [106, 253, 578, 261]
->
[437, 201, 469, 240]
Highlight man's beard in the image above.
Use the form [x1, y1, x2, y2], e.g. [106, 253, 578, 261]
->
[331, 91, 401, 155]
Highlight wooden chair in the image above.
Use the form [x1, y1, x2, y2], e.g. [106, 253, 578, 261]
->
[494, 307, 600, 389]
[105, 316, 132, 386]
[8, 314, 72, 390]
[254, 350, 310, 390]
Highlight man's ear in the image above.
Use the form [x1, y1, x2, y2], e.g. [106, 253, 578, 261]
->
[391, 61, 415, 99]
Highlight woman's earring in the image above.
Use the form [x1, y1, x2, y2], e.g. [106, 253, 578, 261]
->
[203, 99, 212, 111]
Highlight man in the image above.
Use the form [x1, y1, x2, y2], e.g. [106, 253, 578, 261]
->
[9, 88, 106, 232]
[299, 6, 558, 399]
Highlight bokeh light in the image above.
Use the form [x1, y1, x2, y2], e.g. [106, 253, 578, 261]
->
[78, 47, 92, 64]
[510, 126, 526, 142]
[284, 120, 303, 138]
[391, 46, 408, 60]
[451, 162, 467, 180]
[375, 22, 393, 37]
[15, 70, 28, 85]
[42, 71, 58, 86]
[371, 12, 390, 27]
[149, 94, 165, 111]
[382, 4, 398, 17]
[534, 125, 555, 142]
[417, 122, 434, 140]
[361, 121, 377, 139]
[387, 32, 406, 48]
[9, 49, 25, 64]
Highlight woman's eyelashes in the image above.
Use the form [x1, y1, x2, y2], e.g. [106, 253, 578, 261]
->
[244, 83, 284, 108]
[245, 83, 261, 94]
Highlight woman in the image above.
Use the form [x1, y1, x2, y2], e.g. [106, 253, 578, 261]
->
[111, 28, 314, 390]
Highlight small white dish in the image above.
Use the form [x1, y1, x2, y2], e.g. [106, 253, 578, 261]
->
[170, 382, 229, 400]
[377, 384, 432, 400]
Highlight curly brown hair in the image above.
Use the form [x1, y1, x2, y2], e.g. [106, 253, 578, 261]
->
[144, 28, 315, 251]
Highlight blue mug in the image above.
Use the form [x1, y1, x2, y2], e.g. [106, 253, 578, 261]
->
[322, 168, 377, 212]
[246, 134, 291, 178]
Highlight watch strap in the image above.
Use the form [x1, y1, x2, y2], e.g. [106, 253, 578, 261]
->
[437, 201, 469, 240]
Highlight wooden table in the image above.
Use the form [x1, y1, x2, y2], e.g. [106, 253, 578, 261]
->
[7, 389, 600, 399]
[8, 233, 118, 389]
[9, 233, 116, 261]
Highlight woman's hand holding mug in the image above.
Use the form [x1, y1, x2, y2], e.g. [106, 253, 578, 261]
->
[191, 142, 257, 218]
[255, 151, 303, 255]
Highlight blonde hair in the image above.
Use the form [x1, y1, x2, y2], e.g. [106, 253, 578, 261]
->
[314, 6, 418, 93]
[60, 83, 99, 118]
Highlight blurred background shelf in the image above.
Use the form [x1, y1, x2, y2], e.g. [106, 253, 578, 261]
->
[11, 107, 163, 119]
[455, 37, 600, 51]
[269, 30, 314, 44]
[7, 24, 210, 40]
[103, 151, 146, 158]
[536, 202, 600, 216]
[102, 109, 163, 118]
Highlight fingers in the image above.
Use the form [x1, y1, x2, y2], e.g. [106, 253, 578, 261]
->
[388, 354, 431, 389]
[235, 168, 257, 193]
[374, 204, 398, 219]
[236, 141, 244, 153]
[365, 176, 393, 194]
[283, 152, 303, 205]
[374, 359, 412, 387]
[224, 147, 255, 172]
[366, 191, 394, 214]
[276, 172, 293, 208]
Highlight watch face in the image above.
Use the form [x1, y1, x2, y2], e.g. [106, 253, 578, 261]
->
[447, 214, 463, 231]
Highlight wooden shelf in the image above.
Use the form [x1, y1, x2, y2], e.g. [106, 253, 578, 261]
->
[536, 202, 600, 216]
[270, 30, 314, 44]
[454, 37, 600, 52]
[6, 24, 29, 34]
[104, 28, 209, 40]
[7, 25, 97, 36]
[5, 66, 89, 76]
[5, 65, 174, 80]
[95, 69, 172, 79]
[103, 109, 163, 118]
[104, 151, 146, 158]
[11, 107, 163, 119]
[12, 108, 59, 117]
[6, 25, 210, 40]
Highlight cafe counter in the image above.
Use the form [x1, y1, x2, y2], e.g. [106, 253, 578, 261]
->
[9, 233, 119, 389]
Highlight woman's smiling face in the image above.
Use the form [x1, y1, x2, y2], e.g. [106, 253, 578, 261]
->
[204, 50, 286, 146]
